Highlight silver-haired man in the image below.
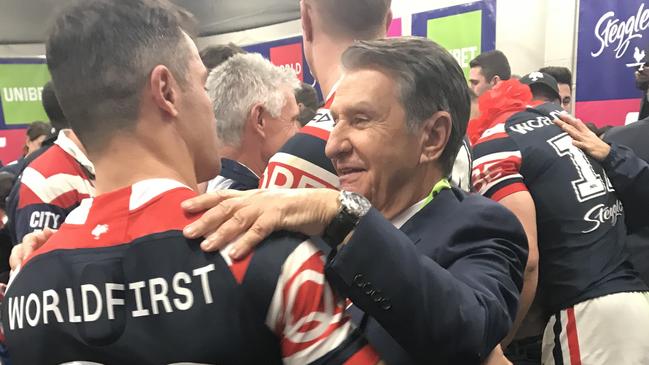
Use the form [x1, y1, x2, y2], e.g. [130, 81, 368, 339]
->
[206, 53, 301, 191]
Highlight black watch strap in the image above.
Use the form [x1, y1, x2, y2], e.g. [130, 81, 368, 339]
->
[322, 208, 359, 249]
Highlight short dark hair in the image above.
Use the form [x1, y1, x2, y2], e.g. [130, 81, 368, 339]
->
[469, 50, 511, 81]
[41, 81, 69, 132]
[200, 43, 246, 70]
[46, 0, 196, 151]
[312, 0, 391, 40]
[342, 37, 471, 175]
[295, 83, 320, 126]
[539, 66, 572, 88]
[26, 121, 53, 141]
[530, 84, 560, 104]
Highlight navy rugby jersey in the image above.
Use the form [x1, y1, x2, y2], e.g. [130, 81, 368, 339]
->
[2, 179, 378, 365]
[472, 102, 647, 313]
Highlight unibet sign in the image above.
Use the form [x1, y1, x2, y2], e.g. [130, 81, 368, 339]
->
[427, 10, 482, 78]
[0, 63, 51, 125]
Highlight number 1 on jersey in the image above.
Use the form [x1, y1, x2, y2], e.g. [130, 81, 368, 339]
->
[548, 133, 608, 202]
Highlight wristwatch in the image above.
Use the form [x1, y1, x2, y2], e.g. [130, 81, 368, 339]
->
[323, 190, 372, 248]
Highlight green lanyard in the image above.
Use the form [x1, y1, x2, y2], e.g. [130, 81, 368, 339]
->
[421, 178, 452, 209]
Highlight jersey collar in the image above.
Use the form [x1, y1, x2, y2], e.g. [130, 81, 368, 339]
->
[54, 129, 95, 176]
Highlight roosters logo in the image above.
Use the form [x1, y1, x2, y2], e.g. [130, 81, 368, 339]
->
[91, 224, 109, 240]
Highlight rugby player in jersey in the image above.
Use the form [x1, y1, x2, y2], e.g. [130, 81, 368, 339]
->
[469, 73, 649, 364]
[8, 82, 95, 245]
[2, 1, 381, 364]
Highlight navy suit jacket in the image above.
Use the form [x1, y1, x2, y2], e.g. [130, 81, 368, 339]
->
[219, 158, 259, 191]
[325, 187, 528, 364]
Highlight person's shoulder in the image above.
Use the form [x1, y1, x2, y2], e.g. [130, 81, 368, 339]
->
[607, 118, 649, 138]
[26, 144, 76, 176]
[256, 231, 313, 259]
[129, 185, 201, 229]
[450, 188, 525, 229]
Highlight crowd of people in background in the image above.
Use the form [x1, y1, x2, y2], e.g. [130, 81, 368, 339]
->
[0, 0, 648, 364]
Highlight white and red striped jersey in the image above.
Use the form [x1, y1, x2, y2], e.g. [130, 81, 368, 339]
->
[11, 130, 95, 243]
[3, 179, 378, 365]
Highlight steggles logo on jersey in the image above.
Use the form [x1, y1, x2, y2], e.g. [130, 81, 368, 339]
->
[582, 200, 624, 233]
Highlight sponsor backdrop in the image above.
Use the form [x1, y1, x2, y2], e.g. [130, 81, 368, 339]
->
[411, 0, 497, 78]
[244, 36, 314, 86]
[388, 18, 403, 37]
[0, 58, 50, 164]
[576, 1, 649, 126]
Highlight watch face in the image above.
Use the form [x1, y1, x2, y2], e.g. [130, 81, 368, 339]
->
[341, 190, 372, 217]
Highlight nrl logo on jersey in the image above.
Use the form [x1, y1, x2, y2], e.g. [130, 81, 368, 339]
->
[582, 200, 624, 233]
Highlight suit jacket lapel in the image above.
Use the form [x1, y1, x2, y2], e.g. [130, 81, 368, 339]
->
[398, 188, 458, 245]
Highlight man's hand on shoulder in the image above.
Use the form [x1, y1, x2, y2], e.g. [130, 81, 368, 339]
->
[182, 188, 340, 260]
[553, 113, 611, 161]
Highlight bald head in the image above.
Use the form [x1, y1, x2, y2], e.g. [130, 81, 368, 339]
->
[306, 0, 391, 40]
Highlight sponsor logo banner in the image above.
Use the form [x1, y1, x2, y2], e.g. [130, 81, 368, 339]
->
[576, 1, 649, 125]
[245, 36, 316, 91]
[575, 98, 642, 127]
[0, 60, 50, 126]
[270, 43, 304, 82]
[387, 18, 402, 37]
[411, 0, 496, 78]
[0, 128, 27, 164]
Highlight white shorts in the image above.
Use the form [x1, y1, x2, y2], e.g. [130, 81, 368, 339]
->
[541, 292, 649, 365]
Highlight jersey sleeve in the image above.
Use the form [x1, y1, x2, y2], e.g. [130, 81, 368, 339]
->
[265, 240, 379, 365]
[471, 123, 528, 201]
[13, 167, 90, 242]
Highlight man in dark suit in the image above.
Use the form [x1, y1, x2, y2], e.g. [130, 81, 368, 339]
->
[180, 37, 528, 364]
